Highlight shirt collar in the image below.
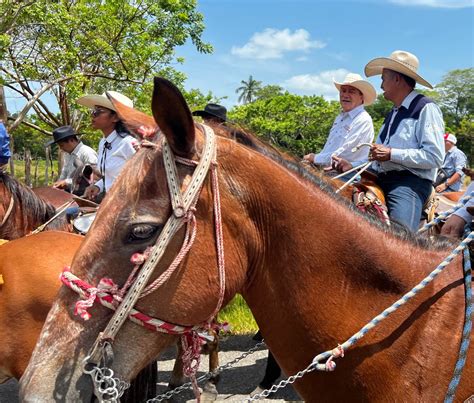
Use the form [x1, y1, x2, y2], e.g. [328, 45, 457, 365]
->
[399, 90, 419, 110]
[103, 130, 118, 145]
[344, 104, 365, 119]
[71, 142, 82, 155]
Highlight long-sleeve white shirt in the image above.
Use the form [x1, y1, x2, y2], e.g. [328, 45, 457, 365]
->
[454, 182, 474, 224]
[59, 142, 98, 186]
[313, 105, 374, 166]
[95, 130, 136, 193]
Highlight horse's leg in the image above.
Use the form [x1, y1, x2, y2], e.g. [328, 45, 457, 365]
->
[201, 330, 219, 398]
[122, 360, 158, 402]
[251, 350, 282, 396]
[168, 341, 186, 390]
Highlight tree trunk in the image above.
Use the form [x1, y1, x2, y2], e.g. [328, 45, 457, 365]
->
[45, 147, 50, 184]
[24, 148, 32, 187]
[34, 157, 40, 187]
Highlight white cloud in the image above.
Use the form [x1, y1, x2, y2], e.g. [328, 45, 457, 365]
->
[389, 0, 472, 8]
[283, 69, 350, 98]
[231, 28, 326, 60]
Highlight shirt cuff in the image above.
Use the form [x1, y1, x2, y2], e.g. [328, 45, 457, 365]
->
[94, 181, 103, 192]
[453, 209, 472, 225]
[389, 148, 403, 164]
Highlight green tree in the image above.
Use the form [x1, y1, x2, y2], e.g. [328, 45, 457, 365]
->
[255, 84, 284, 100]
[365, 94, 393, 134]
[436, 68, 474, 127]
[229, 93, 340, 156]
[235, 75, 262, 104]
[0, 0, 212, 135]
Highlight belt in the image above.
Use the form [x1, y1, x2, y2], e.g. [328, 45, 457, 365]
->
[377, 170, 432, 184]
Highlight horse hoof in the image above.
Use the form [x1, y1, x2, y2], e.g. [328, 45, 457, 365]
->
[249, 386, 264, 397]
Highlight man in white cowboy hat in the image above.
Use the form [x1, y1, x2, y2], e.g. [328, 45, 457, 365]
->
[303, 73, 376, 168]
[333, 50, 445, 231]
[434, 132, 467, 193]
[76, 91, 136, 201]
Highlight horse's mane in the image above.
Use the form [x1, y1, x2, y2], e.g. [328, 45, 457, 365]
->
[0, 171, 64, 235]
[213, 123, 454, 251]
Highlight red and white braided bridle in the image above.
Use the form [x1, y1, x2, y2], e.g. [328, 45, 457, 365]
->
[60, 124, 225, 401]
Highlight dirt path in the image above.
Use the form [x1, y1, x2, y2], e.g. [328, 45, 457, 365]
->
[0, 335, 302, 402]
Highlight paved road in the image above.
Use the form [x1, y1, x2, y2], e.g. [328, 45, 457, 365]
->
[1, 335, 302, 402]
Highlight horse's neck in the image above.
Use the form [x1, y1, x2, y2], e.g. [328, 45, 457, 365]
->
[234, 155, 458, 370]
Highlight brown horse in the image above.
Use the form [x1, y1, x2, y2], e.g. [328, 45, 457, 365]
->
[0, 231, 83, 382]
[21, 78, 472, 402]
[0, 172, 70, 239]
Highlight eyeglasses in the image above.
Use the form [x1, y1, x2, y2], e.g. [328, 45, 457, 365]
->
[91, 108, 110, 118]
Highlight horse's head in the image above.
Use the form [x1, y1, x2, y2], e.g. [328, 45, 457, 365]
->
[21, 78, 255, 401]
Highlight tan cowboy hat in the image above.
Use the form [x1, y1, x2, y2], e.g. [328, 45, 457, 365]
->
[333, 73, 377, 106]
[364, 50, 433, 89]
[76, 91, 133, 111]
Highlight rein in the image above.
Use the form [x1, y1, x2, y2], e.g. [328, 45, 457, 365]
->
[61, 125, 225, 402]
[0, 195, 14, 227]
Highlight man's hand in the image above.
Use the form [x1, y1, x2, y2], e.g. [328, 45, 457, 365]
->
[331, 156, 352, 173]
[53, 179, 68, 189]
[440, 214, 467, 238]
[83, 185, 100, 200]
[435, 182, 449, 193]
[303, 153, 316, 163]
[369, 144, 391, 161]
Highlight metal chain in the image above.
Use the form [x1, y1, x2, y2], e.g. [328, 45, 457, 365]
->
[84, 365, 130, 403]
[148, 341, 266, 402]
[248, 363, 317, 401]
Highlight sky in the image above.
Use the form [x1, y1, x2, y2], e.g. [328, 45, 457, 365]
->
[4, 0, 473, 113]
[176, 0, 474, 108]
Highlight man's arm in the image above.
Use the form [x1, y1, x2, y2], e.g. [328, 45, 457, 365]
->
[389, 103, 445, 169]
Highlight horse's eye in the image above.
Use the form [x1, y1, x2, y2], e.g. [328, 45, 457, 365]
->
[128, 224, 160, 242]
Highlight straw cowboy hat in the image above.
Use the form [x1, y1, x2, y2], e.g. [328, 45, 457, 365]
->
[76, 91, 133, 111]
[364, 50, 433, 89]
[333, 73, 377, 106]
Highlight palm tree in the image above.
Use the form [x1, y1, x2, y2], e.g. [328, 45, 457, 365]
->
[235, 75, 262, 104]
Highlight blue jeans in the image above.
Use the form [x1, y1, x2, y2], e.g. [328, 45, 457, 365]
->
[378, 171, 433, 232]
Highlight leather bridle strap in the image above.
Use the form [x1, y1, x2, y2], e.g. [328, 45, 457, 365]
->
[0, 195, 14, 227]
[85, 125, 217, 364]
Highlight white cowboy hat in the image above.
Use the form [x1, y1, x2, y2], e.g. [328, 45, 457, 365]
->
[76, 91, 133, 111]
[333, 73, 377, 106]
[364, 50, 433, 89]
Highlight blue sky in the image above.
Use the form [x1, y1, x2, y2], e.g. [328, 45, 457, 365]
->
[177, 0, 474, 107]
[4, 0, 473, 113]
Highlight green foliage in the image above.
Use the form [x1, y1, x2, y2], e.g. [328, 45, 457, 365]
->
[218, 294, 258, 334]
[255, 84, 284, 100]
[365, 93, 392, 134]
[449, 117, 473, 165]
[229, 93, 340, 156]
[0, 0, 211, 133]
[436, 68, 474, 127]
[235, 75, 262, 104]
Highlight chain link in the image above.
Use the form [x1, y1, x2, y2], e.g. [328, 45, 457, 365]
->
[148, 341, 266, 402]
[247, 363, 316, 400]
[84, 365, 130, 403]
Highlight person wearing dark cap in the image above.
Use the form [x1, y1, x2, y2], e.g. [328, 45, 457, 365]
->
[192, 103, 227, 124]
[47, 125, 98, 193]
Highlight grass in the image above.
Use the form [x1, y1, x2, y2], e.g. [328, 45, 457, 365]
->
[5, 159, 59, 187]
[218, 294, 258, 335]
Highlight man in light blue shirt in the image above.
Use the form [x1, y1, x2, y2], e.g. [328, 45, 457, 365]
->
[333, 51, 445, 231]
[435, 133, 467, 193]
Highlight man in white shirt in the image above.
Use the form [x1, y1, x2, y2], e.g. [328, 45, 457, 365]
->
[47, 126, 98, 194]
[303, 73, 376, 168]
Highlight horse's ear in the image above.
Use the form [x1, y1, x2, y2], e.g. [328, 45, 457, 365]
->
[106, 93, 159, 139]
[151, 77, 195, 158]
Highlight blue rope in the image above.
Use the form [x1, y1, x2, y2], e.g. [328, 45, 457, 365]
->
[444, 239, 472, 402]
[419, 191, 474, 233]
[311, 232, 474, 394]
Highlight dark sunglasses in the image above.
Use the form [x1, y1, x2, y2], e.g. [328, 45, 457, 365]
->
[91, 108, 110, 117]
